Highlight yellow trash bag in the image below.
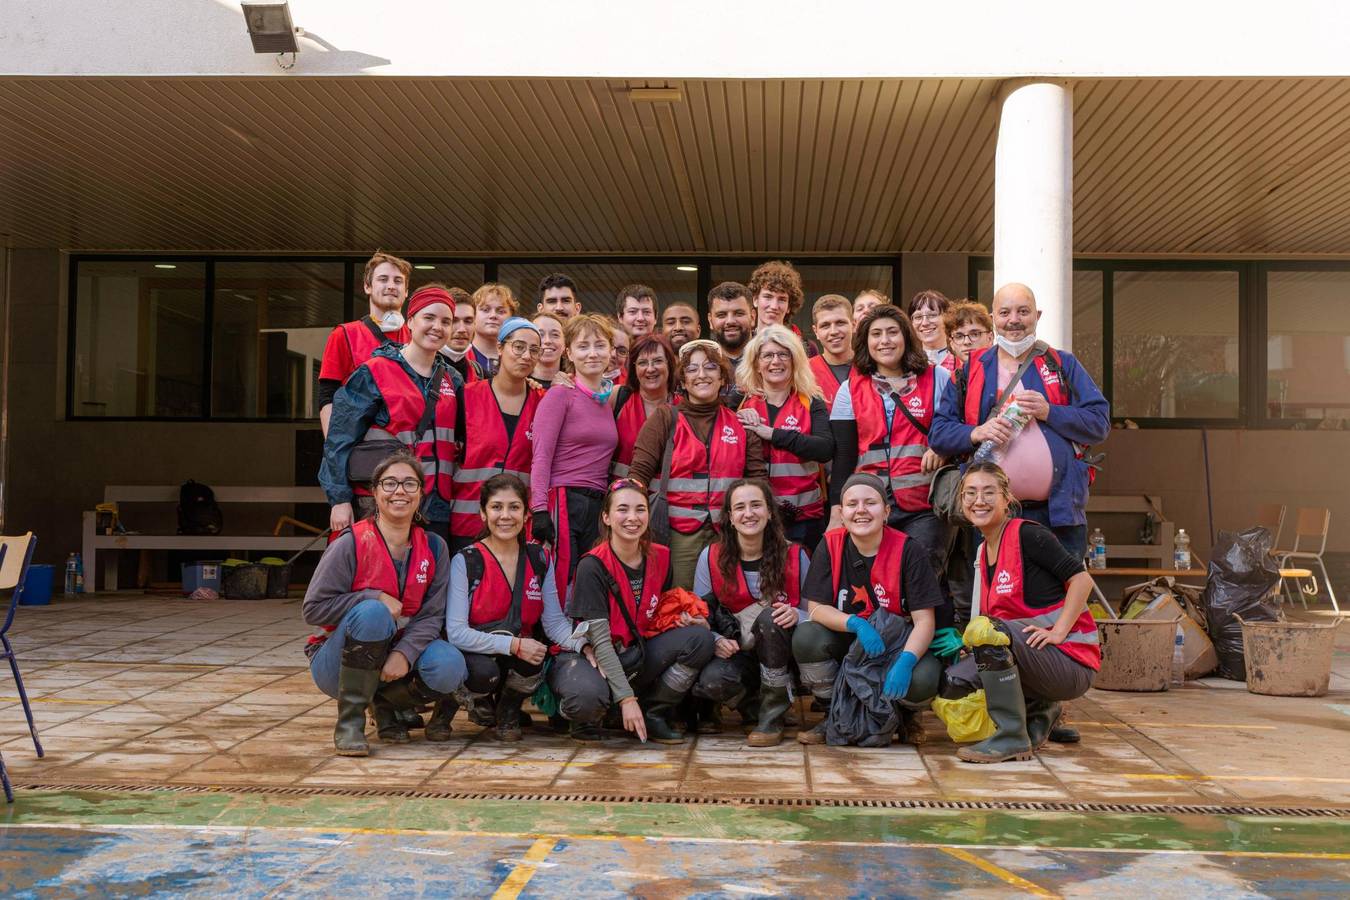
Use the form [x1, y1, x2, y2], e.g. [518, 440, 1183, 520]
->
[962, 616, 1010, 648]
[932, 690, 997, 743]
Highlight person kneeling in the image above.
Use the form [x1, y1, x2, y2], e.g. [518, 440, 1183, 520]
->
[691, 478, 810, 747]
[444, 474, 581, 742]
[794, 473, 958, 746]
[303, 452, 468, 757]
[549, 479, 716, 744]
[945, 463, 1101, 763]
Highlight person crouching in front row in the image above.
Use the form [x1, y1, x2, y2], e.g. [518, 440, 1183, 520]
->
[549, 479, 716, 744]
[442, 474, 583, 742]
[303, 451, 468, 756]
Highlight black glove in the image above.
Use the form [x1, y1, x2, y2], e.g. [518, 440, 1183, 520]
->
[531, 511, 556, 546]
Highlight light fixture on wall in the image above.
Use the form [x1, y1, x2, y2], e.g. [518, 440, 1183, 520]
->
[241, 1, 303, 68]
[675, 265, 698, 272]
[414, 265, 436, 271]
[154, 264, 177, 270]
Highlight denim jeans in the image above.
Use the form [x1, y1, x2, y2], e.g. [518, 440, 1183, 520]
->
[308, 598, 467, 699]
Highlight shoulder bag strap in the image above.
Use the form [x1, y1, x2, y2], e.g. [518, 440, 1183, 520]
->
[361, 316, 389, 345]
[991, 342, 1049, 413]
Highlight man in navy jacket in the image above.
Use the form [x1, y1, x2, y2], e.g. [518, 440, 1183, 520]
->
[931, 283, 1110, 561]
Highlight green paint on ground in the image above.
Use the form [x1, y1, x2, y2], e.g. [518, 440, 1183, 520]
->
[3, 789, 1347, 856]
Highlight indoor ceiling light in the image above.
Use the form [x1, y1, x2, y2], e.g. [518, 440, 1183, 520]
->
[676, 265, 698, 272]
[154, 264, 177, 269]
[414, 265, 436, 270]
[241, 2, 301, 55]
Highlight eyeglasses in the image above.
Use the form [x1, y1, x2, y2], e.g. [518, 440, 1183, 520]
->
[506, 340, 542, 359]
[911, 311, 941, 322]
[684, 362, 722, 375]
[952, 329, 990, 344]
[960, 488, 1000, 502]
[614, 346, 630, 357]
[378, 478, 422, 494]
[759, 350, 791, 362]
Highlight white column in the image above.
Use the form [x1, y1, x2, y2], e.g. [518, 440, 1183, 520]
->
[994, 80, 1073, 350]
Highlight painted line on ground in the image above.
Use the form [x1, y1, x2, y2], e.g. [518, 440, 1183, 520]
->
[1076, 721, 1276, 731]
[940, 846, 1060, 898]
[441, 758, 677, 770]
[1122, 774, 1350, 784]
[0, 696, 118, 705]
[5, 822, 1348, 861]
[491, 837, 557, 899]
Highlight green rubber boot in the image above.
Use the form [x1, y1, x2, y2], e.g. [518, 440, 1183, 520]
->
[373, 673, 446, 744]
[642, 682, 689, 745]
[746, 683, 791, 748]
[333, 637, 389, 757]
[958, 651, 1033, 764]
[1025, 698, 1061, 751]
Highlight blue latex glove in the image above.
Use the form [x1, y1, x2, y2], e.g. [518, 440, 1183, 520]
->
[846, 615, 885, 658]
[930, 627, 965, 661]
[882, 651, 918, 700]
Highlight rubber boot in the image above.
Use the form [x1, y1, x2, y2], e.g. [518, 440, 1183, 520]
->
[467, 694, 496, 727]
[958, 647, 1033, 764]
[796, 718, 828, 745]
[569, 719, 604, 743]
[371, 695, 411, 743]
[397, 707, 425, 730]
[333, 637, 389, 757]
[642, 683, 689, 745]
[494, 689, 530, 742]
[1050, 718, 1081, 744]
[425, 697, 458, 742]
[747, 684, 791, 747]
[1025, 698, 1061, 751]
[374, 674, 445, 744]
[897, 708, 928, 746]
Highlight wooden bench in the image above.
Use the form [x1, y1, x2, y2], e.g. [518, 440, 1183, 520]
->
[82, 485, 327, 594]
[1086, 494, 1175, 567]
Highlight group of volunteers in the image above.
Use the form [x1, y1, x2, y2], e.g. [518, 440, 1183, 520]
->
[303, 251, 1112, 765]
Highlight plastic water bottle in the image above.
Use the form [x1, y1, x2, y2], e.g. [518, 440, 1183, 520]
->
[1173, 529, 1192, 570]
[74, 553, 84, 593]
[1089, 529, 1107, 570]
[971, 402, 1030, 464]
[64, 553, 79, 596]
[1170, 625, 1186, 687]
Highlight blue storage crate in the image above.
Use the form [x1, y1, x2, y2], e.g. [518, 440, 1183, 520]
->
[181, 561, 224, 595]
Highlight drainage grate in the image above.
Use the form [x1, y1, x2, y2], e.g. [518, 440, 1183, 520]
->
[13, 781, 1349, 819]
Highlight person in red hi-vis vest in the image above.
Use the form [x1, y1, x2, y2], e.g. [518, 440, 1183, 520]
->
[611, 333, 678, 479]
[808, 293, 855, 409]
[734, 325, 833, 553]
[945, 462, 1101, 764]
[907, 289, 961, 375]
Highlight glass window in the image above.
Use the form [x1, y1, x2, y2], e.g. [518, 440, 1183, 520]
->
[498, 263, 698, 320]
[1113, 269, 1240, 419]
[711, 263, 892, 335]
[212, 261, 346, 418]
[407, 261, 485, 295]
[72, 260, 206, 417]
[974, 267, 1103, 385]
[1266, 269, 1350, 420]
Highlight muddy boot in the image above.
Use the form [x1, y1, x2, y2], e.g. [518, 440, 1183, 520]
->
[467, 694, 497, 727]
[371, 696, 410, 743]
[1049, 717, 1081, 744]
[958, 647, 1033, 764]
[397, 707, 425, 730]
[796, 718, 828, 745]
[333, 637, 388, 757]
[425, 697, 458, 742]
[1025, 698, 1062, 750]
[747, 683, 791, 748]
[494, 689, 530, 742]
[642, 683, 688, 745]
[695, 697, 726, 735]
[569, 720, 604, 743]
[373, 673, 447, 744]
[898, 708, 928, 746]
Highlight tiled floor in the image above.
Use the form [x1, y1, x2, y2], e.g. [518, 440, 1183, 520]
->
[3, 595, 1347, 808]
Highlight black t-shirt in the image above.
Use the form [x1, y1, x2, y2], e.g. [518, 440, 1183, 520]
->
[803, 533, 953, 629]
[501, 411, 520, 446]
[828, 362, 851, 385]
[567, 553, 674, 623]
[982, 520, 1085, 609]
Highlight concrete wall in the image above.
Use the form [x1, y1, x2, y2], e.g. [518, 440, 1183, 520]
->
[900, 253, 968, 305]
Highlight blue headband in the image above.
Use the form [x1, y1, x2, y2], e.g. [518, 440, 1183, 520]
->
[497, 317, 539, 344]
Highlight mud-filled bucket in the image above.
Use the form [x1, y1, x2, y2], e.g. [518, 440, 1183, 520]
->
[1237, 616, 1342, 697]
[1092, 618, 1180, 692]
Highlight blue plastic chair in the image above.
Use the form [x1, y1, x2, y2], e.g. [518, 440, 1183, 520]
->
[0, 533, 42, 802]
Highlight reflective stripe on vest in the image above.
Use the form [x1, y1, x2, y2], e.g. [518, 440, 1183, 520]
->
[824, 526, 909, 617]
[979, 518, 1101, 670]
[708, 542, 802, 613]
[364, 356, 458, 502]
[664, 407, 748, 534]
[448, 380, 541, 538]
[586, 541, 671, 645]
[849, 368, 935, 512]
[740, 393, 823, 520]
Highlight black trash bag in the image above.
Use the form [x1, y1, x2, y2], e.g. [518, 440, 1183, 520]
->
[825, 609, 913, 747]
[1201, 527, 1280, 680]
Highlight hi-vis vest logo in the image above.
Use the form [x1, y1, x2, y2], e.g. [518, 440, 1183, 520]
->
[526, 575, 542, 600]
[781, 414, 800, 429]
[1040, 367, 1061, 388]
[995, 569, 1014, 595]
[643, 591, 660, 617]
[438, 377, 455, 398]
[906, 393, 926, 415]
[721, 424, 740, 445]
[416, 558, 431, 584]
[873, 582, 891, 609]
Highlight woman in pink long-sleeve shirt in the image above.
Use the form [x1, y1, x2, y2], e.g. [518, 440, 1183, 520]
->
[530, 314, 620, 598]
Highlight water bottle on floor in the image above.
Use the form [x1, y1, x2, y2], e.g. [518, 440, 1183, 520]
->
[1173, 529, 1192, 570]
[971, 402, 1030, 465]
[1089, 528, 1107, 570]
[74, 552, 84, 593]
[64, 553, 79, 596]
[1171, 624, 1186, 687]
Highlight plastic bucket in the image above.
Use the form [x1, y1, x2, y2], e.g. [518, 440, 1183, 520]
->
[1092, 618, 1180, 692]
[220, 563, 269, 600]
[19, 564, 54, 606]
[1238, 617, 1342, 697]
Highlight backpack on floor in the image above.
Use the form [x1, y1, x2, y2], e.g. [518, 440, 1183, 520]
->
[178, 480, 224, 535]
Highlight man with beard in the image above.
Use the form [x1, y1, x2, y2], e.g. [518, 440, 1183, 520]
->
[660, 302, 701, 351]
[318, 251, 412, 436]
[931, 282, 1109, 561]
[439, 286, 485, 384]
[707, 281, 754, 405]
[538, 272, 581, 320]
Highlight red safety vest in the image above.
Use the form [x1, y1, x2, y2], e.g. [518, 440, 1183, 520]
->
[448, 380, 542, 538]
[936, 348, 960, 374]
[962, 347, 1070, 425]
[611, 388, 677, 479]
[824, 526, 909, 618]
[330, 319, 409, 382]
[980, 519, 1101, 670]
[850, 367, 936, 512]
[464, 541, 548, 637]
[665, 407, 748, 535]
[586, 541, 671, 646]
[363, 356, 458, 501]
[306, 519, 436, 650]
[738, 393, 823, 520]
[808, 355, 848, 407]
[707, 542, 802, 613]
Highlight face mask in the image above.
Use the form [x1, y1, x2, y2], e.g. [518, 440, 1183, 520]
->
[378, 310, 405, 333]
[996, 332, 1038, 357]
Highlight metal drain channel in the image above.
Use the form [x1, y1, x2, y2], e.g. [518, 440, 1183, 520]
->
[14, 781, 1349, 819]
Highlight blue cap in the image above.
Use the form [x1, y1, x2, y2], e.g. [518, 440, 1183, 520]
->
[497, 317, 540, 344]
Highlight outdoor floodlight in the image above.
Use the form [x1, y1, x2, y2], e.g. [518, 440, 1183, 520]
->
[241, 2, 301, 55]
